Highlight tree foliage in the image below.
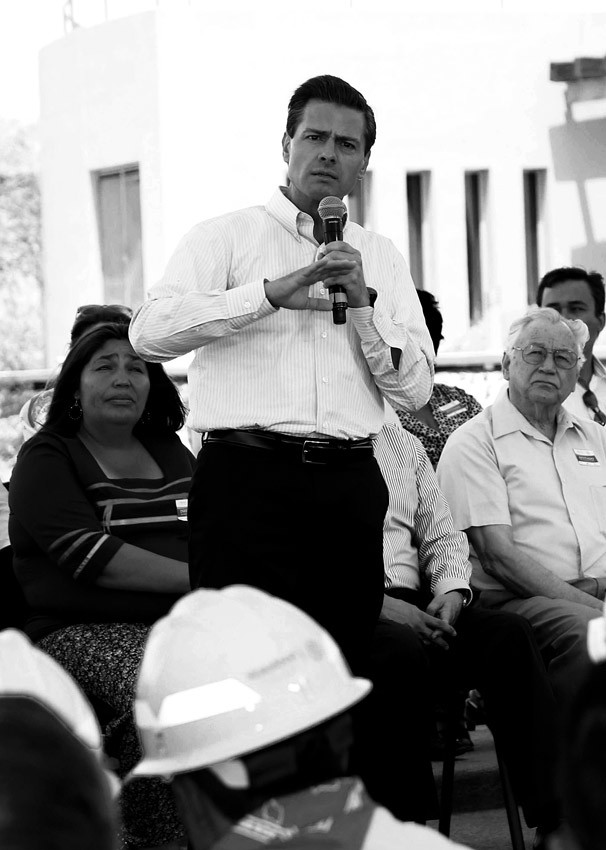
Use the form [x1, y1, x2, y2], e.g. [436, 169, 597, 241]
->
[0, 120, 43, 372]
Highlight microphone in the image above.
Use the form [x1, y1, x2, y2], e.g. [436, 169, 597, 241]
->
[318, 196, 348, 325]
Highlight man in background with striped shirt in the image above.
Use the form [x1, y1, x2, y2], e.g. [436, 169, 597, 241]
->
[374, 420, 559, 841]
[130, 74, 434, 820]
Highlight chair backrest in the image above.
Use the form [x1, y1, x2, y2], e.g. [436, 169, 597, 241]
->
[0, 545, 28, 631]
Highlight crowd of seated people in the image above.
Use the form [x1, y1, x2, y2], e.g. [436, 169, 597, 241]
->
[4, 274, 606, 849]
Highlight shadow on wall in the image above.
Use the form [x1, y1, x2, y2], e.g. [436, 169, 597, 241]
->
[549, 110, 606, 271]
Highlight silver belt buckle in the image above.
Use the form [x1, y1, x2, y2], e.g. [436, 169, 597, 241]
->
[302, 439, 328, 464]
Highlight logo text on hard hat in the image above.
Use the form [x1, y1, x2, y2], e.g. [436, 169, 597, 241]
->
[247, 652, 297, 680]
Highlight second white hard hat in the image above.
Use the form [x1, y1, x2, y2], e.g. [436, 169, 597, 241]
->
[0, 628, 103, 755]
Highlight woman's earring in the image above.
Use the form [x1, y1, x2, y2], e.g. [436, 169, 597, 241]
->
[140, 408, 152, 425]
[68, 398, 82, 421]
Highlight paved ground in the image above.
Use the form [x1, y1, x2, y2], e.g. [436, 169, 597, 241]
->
[427, 725, 537, 850]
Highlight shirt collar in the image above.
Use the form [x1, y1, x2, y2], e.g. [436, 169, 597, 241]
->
[491, 384, 578, 440]
[266, 187, 351, 245]
[591, 355, 606, 380]
[265, 187, 313, 242]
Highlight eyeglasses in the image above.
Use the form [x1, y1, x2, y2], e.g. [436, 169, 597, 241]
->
[512, 344, 580, 370]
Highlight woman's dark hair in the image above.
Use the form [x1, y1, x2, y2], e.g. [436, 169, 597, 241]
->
[416, 288, 444, 354]
[43, 323, 186, 437]
[69, 304, 133, 346]
[286, 75, 376, 154]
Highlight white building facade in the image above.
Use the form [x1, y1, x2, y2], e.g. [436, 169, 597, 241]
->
[39, 3, 606, 365]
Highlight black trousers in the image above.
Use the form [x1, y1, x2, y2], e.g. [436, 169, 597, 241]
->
[350, 618, 439, 822]
[188, 440, 388, 665]
[189, 442, 440, 821]
[394, 591, 560, 828]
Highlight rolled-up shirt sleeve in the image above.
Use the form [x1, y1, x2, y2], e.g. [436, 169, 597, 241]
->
[350, 248, 434, 412]
[9, 438, 122, 584]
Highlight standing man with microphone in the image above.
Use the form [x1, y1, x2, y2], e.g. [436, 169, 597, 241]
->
[130, 74, 435, 820]
[130, 73, 432, 658]
[130, 76, 433, 820]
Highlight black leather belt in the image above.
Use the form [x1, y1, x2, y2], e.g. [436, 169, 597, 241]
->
[204, 429, 374, 465]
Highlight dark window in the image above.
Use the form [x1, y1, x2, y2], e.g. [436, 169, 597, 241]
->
[95, 165, 144, 308]
[523, 169, 546, 303]
[465, 171, 488, 323]
[407, 172, 430, 289]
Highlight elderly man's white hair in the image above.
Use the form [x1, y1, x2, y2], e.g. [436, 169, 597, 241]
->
[505, 306, 588, 365]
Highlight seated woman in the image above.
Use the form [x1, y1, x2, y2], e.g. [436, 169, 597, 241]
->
[9, 322, 194, 850]
[20, 303, 132, 439]
[395, 290, 482, 468]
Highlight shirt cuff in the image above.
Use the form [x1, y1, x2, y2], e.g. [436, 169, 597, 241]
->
[349, 306, 423, 372]
[225, 280, 277, 328]
[433, 580, 473, 605]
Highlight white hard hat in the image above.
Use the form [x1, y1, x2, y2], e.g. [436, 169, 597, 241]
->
[132, 586, 371, 778]
[0, 629, 103, 756]
[587, 600, 606, 663]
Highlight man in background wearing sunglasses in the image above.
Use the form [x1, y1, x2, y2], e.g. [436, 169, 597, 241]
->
[436, 307, 606, 712]
[536, 266, 606, 425]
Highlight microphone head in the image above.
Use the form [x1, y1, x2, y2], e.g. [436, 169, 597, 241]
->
[318, 196, 347, 222]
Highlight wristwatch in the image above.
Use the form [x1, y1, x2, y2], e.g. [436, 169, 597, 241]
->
[446, 588, 472, 607]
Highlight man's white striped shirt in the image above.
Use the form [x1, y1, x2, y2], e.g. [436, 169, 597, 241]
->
[130, 188, 434, 438]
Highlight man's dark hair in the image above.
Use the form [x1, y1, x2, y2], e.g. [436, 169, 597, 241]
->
[416, 289, 444, 354]
[560, 662, 606, 850]
[286, 75, 376, 154]
[0, 697, 117, 850]
[44, 322, 186, 437]
[536, 266, 605, 316]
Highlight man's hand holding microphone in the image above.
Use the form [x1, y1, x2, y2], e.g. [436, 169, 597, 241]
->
[263, 196, 371, 319]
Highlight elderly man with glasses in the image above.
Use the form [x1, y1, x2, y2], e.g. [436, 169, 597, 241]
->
[437, 307, 606, 710]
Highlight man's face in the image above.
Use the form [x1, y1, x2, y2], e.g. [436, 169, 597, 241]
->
[282, 100, 370, 216]
[503, 317, 580, 412]
[539, 279, 605, 358]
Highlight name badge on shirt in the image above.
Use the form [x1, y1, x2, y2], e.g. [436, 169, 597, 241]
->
[175, 498, 188, 521]
[438, 399, 467, 419]
[574, 449, 600, 466]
